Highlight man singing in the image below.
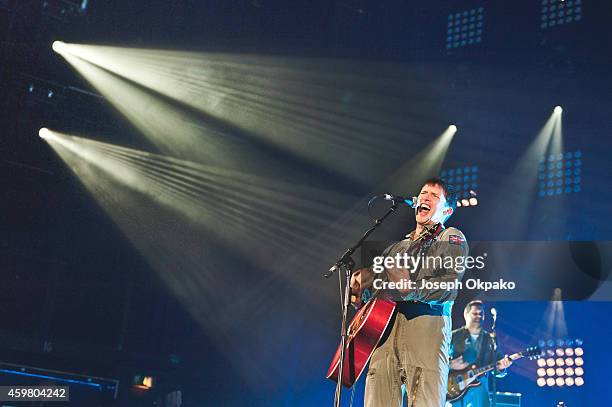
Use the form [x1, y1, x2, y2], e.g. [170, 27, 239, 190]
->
[448, 301, 512, 407]
[350, 178, 469, 407]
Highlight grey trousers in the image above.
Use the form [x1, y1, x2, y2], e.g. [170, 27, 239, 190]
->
[364, 313, 452, 407]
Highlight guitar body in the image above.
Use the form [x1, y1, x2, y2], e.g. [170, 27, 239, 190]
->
[446, 366, 483, 402]
[446, 346, 541, 402]
[326, 298, 396, 388]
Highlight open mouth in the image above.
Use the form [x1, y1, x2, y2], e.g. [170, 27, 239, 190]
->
[417, 203, 431, 215]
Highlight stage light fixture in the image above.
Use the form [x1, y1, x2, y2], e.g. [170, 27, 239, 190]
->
[39, 128, 51, 139]
[541, 0, 582, 29]
[52, 41, 66, 53]
[446, 7, 484, 50]
[133, 374, 154, 390]
[440, 165, 479, 207]
[538, 149, 582, 197]
[537, 377, 546, 387]
[536, 338, 585, 389]
[554, 106, 563, 114]
[449, 124, 457, 133]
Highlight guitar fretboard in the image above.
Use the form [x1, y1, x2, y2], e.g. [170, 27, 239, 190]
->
[473, 351, 524, 375]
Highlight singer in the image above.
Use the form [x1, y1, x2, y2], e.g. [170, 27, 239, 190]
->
[350, 178, 469, 406]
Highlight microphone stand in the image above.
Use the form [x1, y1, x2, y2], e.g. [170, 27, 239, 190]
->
[325, 198, 399, 407]
[490, 312, 498, 407]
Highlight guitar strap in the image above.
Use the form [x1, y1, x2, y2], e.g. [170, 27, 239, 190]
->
[408, 222, 444, 278]
[418, 222, 444, 255]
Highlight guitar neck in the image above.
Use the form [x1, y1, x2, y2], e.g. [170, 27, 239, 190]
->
[473, 352, 524, 376]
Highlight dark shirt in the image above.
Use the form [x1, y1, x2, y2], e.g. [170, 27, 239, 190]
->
[450, 327, 506, 378]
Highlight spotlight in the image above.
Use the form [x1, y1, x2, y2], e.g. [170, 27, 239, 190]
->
[468, 197, 478, 206]
[555, 377, 565, 386]
[133, 374, 154, 390]
[575, 357, 584, 366]
[575, 377, 584, 386]
[546, 358, 555, 367]
[565, 377, 574, 386]
[556, 367, 565, 376]
[537, 377, 546, 387]
[537, 359, 546, 368]
[555, 348, 564, 357]
[565, 367, 574, 376]
[461, 198, 470, 207]
[537, 368, 546, 377]
[546, 377, 555, 386]
[456, 201, 462, 207]
[449, 124, 457, 133]
[39, 128, 51, 139]
[565, 348, 574, 356]
[565, 358, 574, 366]
[546, 368, 555, 377]
[574, 347, 583, 356]
[52, 41, 66, 54]
[556, 357, 565, 366]
[554, 106, 563, 114]
[574, 367, 584, 376]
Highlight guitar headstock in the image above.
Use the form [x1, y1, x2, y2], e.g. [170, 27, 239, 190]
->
[523, 345, 543, 360]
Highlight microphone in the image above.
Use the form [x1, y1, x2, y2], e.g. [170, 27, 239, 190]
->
[382, 194, 418, 208]
[491, 307, 497, 322]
